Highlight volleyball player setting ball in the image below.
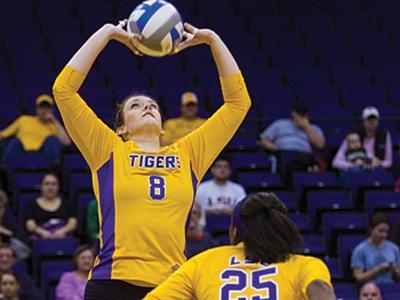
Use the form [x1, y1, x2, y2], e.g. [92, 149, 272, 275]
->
[145, 192, 336, 300]
[52, 0, 251, 299]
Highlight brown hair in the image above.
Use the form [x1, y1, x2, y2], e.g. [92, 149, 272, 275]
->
[72, 244, 95, 270]
[238, 192, 302, 264]
[0, 271, 20, 284]
[368, 212, 389, 235]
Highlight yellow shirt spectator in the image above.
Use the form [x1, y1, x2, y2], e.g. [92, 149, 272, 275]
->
[162, 92, 206, 145]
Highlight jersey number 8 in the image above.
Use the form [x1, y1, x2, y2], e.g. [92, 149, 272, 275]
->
[220, 267, 278, 300]
[149, 175, 166, 200]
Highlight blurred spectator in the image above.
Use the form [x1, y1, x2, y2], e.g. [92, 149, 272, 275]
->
[0, 245, 41, 300]
[390, 219, 400, 246]
[359, 281, 383, 300]
[86, 199, 99, 245]
[0, 94, 71, 163]
[185, 203, 218, 258]
[161, 92, 206, 145]
[334, 107, 392, 171]
[25, 173, 77, 239]
[195, 157, 246, 228]
[55, 245, 95, 300]
[259, 102, 325, 180]
[0, 271, 20, 300]
[0, 191, 29, 260]
[351, 212, 400, 284]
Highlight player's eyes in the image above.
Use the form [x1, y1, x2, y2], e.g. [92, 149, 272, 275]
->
[150, 104, 158, 109]
[131, 103, 139, 109]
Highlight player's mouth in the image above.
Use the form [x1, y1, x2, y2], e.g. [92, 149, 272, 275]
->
[142, 112, 155, 118]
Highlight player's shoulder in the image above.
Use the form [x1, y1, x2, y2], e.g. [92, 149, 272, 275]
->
[288, 254, 326, 268]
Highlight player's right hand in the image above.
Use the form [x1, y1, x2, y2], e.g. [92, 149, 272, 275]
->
[107, 20, 143, 56]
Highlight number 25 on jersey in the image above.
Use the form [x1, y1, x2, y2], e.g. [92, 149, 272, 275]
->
[220, 267, 278, 300]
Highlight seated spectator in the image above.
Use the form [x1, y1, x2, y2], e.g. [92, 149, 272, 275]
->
[359, 281, 382, 300]
[0, 271, 20, 300]
[86, 198, 99, 246]
[195, 156, 246, 228]
[259, 102, 325, 181]
[0, 191, 29, 260]
[55, 245, 95, 300]
[351, 212, 400, 284]
[25, 173, 77, 239]
[0, 245, 42, 300]
[185, 203, 218, 259]
[161, 92, 206, 145]
[334, 107, 392, 172]
[0, 94, 71, 163]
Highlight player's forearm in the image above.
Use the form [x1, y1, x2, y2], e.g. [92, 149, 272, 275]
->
[209, 33, 240, 77]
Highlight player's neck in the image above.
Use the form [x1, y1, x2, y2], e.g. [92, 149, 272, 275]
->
[129, 133, 160, 151]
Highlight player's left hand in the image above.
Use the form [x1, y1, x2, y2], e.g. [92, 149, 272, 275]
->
[175, 23, 217, 53]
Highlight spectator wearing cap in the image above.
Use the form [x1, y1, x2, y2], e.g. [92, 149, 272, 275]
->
[161, 92, 206, 145]
[0, 94, 71, 163]
[259, 102, 325, 180]
[333, 106, 392, 171]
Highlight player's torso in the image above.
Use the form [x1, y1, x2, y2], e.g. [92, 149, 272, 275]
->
[195, 247, 307, 300]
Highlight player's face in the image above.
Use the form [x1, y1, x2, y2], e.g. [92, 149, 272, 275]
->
[363, 117, 379, 132]
[122, 96, 162, 136]
[181, 103, 198, 118]
[0, 249, 15, 272]
[76, 249, 95, 273]
[40, 174, 60, 199]
[359, 283, 382, 300]
[370, 222, 389, 244]
[0, 274, 19, 298]
[211, 160, 231, 181]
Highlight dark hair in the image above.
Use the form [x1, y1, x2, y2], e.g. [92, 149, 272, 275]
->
[212, 154, 231, 167]
[292, 101, 309, 116]
[0, 271, 19, 284]
[368, 212, 389, 234]
[41, 172, 59, 185]
[72, 244, 94, 270]
[238, 192, 302, 264]
[114, 93, 161, 131]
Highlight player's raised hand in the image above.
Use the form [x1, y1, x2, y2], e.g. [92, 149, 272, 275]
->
[175, 23, 217, 53]
[110, 19, 143, 56]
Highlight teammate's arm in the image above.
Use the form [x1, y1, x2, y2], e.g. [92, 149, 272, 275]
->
[306, 280, 336, 300]
[177, 24, 251, 181]
[53, 23, 141, 170]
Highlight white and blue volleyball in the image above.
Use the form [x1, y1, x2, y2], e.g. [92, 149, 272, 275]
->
[128, 0, 184, 57]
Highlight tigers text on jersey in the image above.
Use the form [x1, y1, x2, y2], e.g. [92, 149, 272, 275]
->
[145, 243, 332, 299]
[53, 66, 251, 286]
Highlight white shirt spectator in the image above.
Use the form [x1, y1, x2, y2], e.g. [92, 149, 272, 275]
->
[196, 179, 246, 228]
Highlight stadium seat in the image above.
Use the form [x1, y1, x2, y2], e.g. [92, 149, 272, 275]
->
[380, 283, 400, 300]
[350, 33, 391, 51]
[364, 191, 400, 217]
[376, 68, 400, 89]
[254, 87, 295, 113]
[244, 69, 285, 88]
[227, 135, 258, 151]
[288, 213, 311, 232]
[337, 234, 365, 277]
[237, 1, 279, 16]
[342, 86, 387, 109]
[322, 212, 367, 251]
[261, 33, 304, 52]
[230, 152, 271, 171]
[330, 67, 372, 88]
[11, 172, 44, 200]
[205, 213, 231, 237]
[365, 0, 400, 17]
[294, 15, 334, 33]
[324, 0, 364, 15]
[272, 191, 296, 211]
[293, 172, 338, 208]
[271, 50, 315, 69]
[307, 190, 353, 228]
[236, 172, 282, 192]
[76, 192, 95, 235]
[336, 15, 378, 32]
[301, 234, 326, 256]
[333, 283, 358, 300]
[40, 260, 73, 290]
[281, 0, 323, 15]
[306, 32, 348, 52]
[286, 68, 330, 89]
[318, 51, 360, 69]
[323, 257, 343, 280]
[363, 51, 400, 72]
[297, 86, 340, 107]
[68, 172, 93, 199]
[32, 239, 78, 280]
[249, 16, 291, 33]
[380, 15, 400, 33]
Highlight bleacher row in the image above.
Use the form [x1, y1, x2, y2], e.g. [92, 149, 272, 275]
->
[1, 0, 400, 299]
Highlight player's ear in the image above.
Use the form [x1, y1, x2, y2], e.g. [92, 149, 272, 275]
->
[116, 126, 128, 137]
[160, 129, 165, 136]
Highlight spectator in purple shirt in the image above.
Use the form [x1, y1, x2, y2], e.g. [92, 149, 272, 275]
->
[55, 245, 95, 300]
[333, 106, 392, 171]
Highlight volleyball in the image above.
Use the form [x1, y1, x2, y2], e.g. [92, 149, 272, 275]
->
[127, 0, 184, 57]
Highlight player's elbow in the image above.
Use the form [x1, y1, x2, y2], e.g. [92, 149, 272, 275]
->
[307, 280, 336, 300]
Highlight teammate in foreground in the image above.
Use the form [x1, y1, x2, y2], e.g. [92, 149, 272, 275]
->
[52, 20, 251, 299]
[145, 192, 336, 300]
